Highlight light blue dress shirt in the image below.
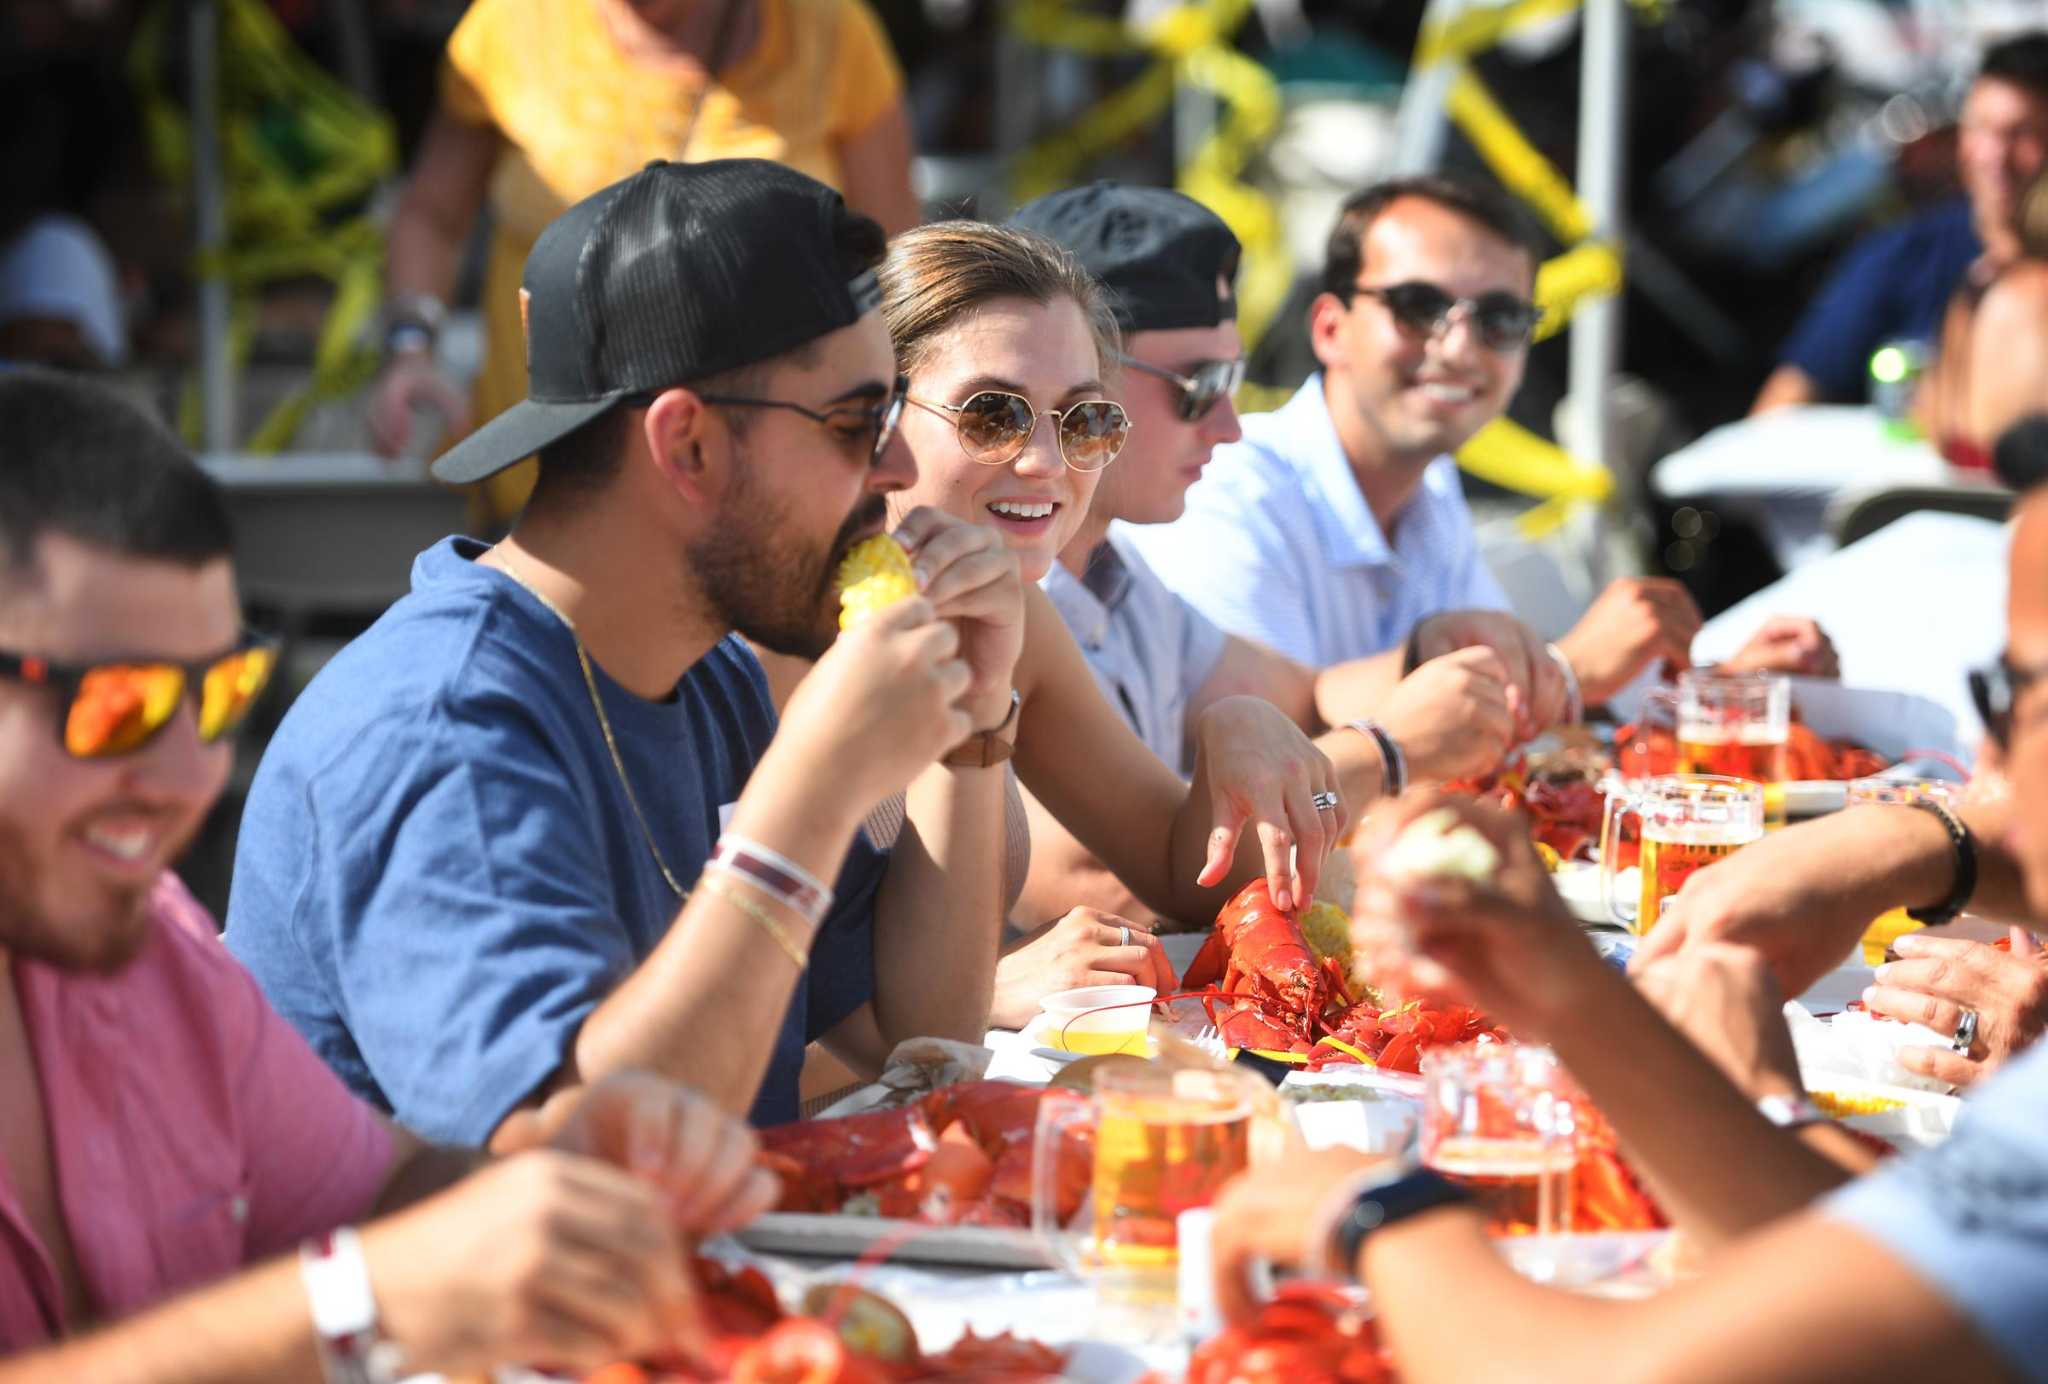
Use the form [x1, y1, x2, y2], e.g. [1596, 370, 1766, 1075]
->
[1121, 375, 1509, 668]
[1824, 1039, 2048, 1380]
[1041, 530, 1228, 774]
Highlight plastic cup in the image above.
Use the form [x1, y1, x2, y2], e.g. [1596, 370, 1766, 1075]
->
[1038, 985, 1156, 1056]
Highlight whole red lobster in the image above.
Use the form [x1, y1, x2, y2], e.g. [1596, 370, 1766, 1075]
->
[1180, 880, 1359, 1052]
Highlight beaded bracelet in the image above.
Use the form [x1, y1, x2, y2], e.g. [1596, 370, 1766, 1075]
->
[1346, 720, 1408, 797]
[1905, 797, 1977, 927]
[709, 833, 833, 928]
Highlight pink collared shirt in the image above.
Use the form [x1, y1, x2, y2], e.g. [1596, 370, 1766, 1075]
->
[0, 874, 394, 1349]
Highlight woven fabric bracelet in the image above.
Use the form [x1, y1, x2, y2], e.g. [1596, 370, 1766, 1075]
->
[710, 834, 833, 927]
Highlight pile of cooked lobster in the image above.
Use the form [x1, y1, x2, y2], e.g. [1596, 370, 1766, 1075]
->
[757, 1079, 1091, 1228]
[1182, 880, 1664, 1234]
[581, 1255, 1066, 1382]
[1458, 717, 1895, 864]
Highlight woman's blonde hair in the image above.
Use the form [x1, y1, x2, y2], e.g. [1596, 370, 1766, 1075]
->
[879, 220, 1123, 381]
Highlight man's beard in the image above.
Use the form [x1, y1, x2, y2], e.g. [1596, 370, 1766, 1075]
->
[691, 456, 888, 661]
[0, 819, 157, 975]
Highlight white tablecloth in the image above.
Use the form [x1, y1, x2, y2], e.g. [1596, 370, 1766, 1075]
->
[1694, 511, 2008, 747]
[1652, 405, 1949, 569]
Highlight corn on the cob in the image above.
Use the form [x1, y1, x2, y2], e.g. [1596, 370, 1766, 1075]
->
[1298, 901, 1352, 968]
[836, 535, 917, 630]
[1810, 1090, 1905, 1119]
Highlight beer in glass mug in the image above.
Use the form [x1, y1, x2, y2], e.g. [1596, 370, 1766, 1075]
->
[1601, 775, 1766, 935]
[1677, 670, 1791, 824]
[1421, 1044, 1576, 1240]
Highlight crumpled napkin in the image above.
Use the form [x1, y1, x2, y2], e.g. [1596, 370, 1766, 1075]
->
[1785, 1002, 1955, 1094]
[816, 1037, 995, 1118]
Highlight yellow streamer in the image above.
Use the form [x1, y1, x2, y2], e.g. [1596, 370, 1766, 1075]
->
[1533, 239, 1624, 341]
[1415, 0, 1586, 69]
[131, 0, 394, 452]
[1458, 416, 1614, 512]
[1446, 69, 1592, 243]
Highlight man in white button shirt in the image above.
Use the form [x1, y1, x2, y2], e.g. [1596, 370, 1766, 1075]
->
[1012, 184, 1580, 928]
[1121, 175, 1802, 710]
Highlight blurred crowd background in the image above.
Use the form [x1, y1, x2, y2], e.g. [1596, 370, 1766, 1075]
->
[6, 0, 2045, 900]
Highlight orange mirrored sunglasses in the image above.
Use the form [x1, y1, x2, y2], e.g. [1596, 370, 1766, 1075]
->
[0, 637, 279, 759]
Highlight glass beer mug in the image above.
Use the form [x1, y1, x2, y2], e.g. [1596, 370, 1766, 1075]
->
[1420, 1044, 1577, 1238]
[1601, 775, 1765, 935]
[1677, 670, 1791, 825]
[1031, 1065, 1254, 1300]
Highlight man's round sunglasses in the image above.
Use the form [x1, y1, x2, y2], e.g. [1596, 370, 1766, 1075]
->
[907, 391, 1130, 472]
[1970, 652, 2048, 754]
[1350, 280, 1541, 354]
[0, 635, 279, 759]
[634, 372, 910, 464]
[1116, 353, 1246, 422]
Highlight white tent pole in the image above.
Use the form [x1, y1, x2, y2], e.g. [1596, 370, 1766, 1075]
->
[1392, 0, 1469, 175]
[1568, 0, 1628, 464]
[1569, 0, 1628, 579]
[190, 0, 234, 453]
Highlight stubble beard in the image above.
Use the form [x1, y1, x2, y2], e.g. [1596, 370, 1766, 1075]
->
[0, 820, 156, 975]
[689, 447, 889, 661]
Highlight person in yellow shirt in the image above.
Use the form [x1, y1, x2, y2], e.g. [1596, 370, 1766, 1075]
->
[367, 0, 921, 524]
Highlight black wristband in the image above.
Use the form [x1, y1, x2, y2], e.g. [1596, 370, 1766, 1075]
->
[1905, 797, 1977, 927]
[1327, 1167, 1470, 1278]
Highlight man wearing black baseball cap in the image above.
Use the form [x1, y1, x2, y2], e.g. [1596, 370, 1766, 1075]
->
[1011, 183, 1564, 928]
[227, 159, 1024, 1140]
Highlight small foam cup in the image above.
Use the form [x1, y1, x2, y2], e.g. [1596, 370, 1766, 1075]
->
[1038, 984, 1156, 1056]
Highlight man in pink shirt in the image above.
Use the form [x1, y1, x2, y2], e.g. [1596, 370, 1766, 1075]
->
[0, 370, 776, 1381]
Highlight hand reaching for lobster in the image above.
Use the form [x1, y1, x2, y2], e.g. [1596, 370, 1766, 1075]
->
[541, 1073, 781, 1235]
[1377, 646, 1518, 783]
[991, 908, 1178, 1029]
[1720, 615, 1839, 680]
[1206, 1147, 1432, 1324]
[1349, 793, 1601, 1037]
[1410, 607, 1570, 737]
[1190, 695, 1346, 913]
[1553, 576, 1702, 706]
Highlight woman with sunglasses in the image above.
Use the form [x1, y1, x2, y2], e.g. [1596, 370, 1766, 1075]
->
[754, 221, 1342, 1027]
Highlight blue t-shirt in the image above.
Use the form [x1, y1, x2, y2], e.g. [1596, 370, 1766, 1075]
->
[1825, 1039, 2048, 1379]
[1777, 199, 1980, 403]
[225, 537, 883, 1142]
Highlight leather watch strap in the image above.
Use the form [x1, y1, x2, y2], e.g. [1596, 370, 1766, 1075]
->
[943, 689, 1020, 768]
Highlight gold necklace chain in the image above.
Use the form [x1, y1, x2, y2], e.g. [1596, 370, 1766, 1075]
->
[493, 555, 688, 901]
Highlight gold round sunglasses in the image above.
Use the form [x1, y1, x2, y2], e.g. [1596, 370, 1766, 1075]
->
[907, 390, 1131, 472]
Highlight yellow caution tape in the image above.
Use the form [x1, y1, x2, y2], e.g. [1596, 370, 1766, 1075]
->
[1415, 0, 1586, 69]
[131, 0, 394, 452]
[1533, 239, 1625, 341]
[1446, 68, 1592, 243]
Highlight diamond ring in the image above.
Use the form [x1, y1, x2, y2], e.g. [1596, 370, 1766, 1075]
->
[1311, 790, 1340, 812]
[1951, 1008, 1979, 1055]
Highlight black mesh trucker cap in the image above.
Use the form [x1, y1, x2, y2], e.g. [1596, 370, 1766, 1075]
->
[433, 159, 886, 485]
[1011, 183, 1240, 334]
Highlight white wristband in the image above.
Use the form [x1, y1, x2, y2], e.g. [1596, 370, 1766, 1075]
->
[1755, 1091, 1825, 1130]
[299, 1228, 403, 1384]
[1546, 643, 1583, 724]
